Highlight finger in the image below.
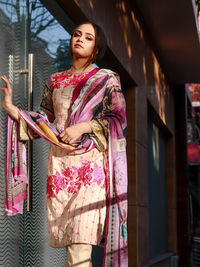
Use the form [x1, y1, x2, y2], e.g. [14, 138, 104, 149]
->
[61, 135, 69, 143]
[1, 75, 8, 81]
[68, 138, 76, 145]
[59, 131, 65, 138]
[1, 76, 7, 83]
[61, 133, 73, 143]
[60, 135, 70, 143]
[59, 143, 76, 151]
[59, 128, 70, 137]
[66, 139, 74, 145]
[1, 76, 11, 88]
[4, 80, 11, 89]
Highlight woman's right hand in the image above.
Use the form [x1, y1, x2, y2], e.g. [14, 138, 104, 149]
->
[0, 75, 19, 121]
[0, 75, 13, 109]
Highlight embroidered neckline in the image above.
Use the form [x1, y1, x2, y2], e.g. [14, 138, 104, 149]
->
[65, 71, 89, 76]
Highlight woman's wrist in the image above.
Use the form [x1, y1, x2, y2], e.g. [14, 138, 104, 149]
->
[79, 122, 92, 134]
[2, 100, 12, 110]
[2, 102, 19, 121]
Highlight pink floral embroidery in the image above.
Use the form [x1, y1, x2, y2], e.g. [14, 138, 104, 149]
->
[51, 71, 88, 91]
[93, 163, 105, 188]
[67, 180, 77, 194]
[46, 161, 105, 199]
[62, 167, 73, 180]
[47, 168, 72, 198]
[46, 175, 54, 199]
[73, 161, 93, 187]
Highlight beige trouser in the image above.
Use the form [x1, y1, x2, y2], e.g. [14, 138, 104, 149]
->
[66, 244, 92, 267]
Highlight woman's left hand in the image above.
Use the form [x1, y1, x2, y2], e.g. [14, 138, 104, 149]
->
[59, 122, 92, 145]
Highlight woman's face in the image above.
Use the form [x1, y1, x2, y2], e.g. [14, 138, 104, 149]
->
[71, 23, 96, 61]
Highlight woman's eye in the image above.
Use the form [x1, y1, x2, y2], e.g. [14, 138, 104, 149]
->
[73, 32, 80, 37]
[86, 37, 93, 41]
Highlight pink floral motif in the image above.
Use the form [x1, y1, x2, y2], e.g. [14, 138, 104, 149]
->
[46, 161, 105, 199]
[73, 161, 93, 187]
[53, 171, 67, 194]
[67, 180, 76, 194]
[47, 168, 72, 198]
[51, 71, 87, 91]
[46, 175, 54, 199]
[62, 167, 73, 180]
[93, 163, 105, 188]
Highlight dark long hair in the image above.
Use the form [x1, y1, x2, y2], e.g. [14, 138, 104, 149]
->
[70, 22, 107, 65]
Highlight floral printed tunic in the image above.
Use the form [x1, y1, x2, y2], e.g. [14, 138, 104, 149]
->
[18, 68, 128, 265]
[39, 71, 107, 248]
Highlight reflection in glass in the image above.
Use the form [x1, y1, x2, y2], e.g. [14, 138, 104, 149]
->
[0, 1, 73, 266]
[27, 0, 71, 72]
[0, 0, 71, 75]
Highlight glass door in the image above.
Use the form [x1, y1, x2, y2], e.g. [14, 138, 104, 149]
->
[0, 1, 28, 266]
[0, 1, 72, 266]
[20, 1, 72, 266]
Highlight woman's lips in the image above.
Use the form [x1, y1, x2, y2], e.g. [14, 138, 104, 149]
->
[74, 44, 83, 48]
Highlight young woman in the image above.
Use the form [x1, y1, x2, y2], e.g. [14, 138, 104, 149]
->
[0, 22, 128, 267]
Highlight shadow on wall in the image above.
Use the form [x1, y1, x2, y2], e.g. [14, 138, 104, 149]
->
[114, 0, 171, 126]
[115, 0, 144, 60]
[147, 52, 170, 125]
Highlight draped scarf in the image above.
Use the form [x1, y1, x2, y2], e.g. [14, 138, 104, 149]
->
[66, 68, 128, 266]
[6, 116, 28, 215]
[6, 68, 128, 266]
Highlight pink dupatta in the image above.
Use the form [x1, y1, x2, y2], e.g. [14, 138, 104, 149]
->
[6, 116, 28, 215]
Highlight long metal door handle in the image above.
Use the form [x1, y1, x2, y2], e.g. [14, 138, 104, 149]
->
[27, 53, 33, 111]
[19, 53, 34, 211]
[27, 53, 33, 212]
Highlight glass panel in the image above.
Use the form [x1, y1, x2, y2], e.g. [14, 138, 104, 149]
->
[148, 119, 168, 259]
[0, 1, 27, 266]
[19, 1, 73, 266]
